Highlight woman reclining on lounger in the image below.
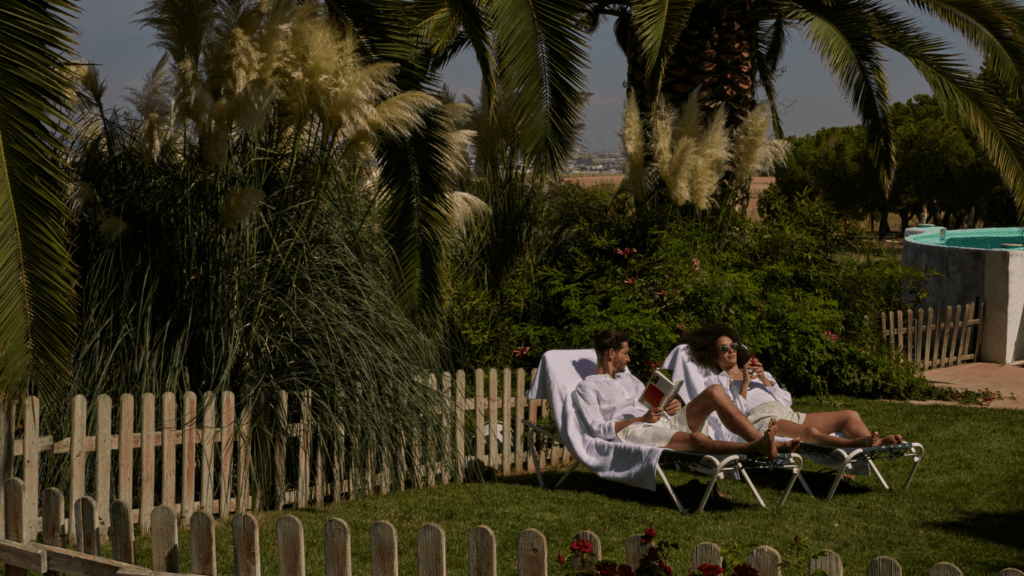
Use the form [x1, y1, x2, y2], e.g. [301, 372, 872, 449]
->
[685, 324, 903, 448]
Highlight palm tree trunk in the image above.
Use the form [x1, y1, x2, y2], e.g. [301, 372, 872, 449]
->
[619, 0, 761, 128]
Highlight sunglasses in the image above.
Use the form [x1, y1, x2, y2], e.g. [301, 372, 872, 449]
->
[718, 342, 740, 353]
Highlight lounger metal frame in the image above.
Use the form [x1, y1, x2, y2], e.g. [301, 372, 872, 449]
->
[523, 420, 804, 514]
[796, 442, 925, 500]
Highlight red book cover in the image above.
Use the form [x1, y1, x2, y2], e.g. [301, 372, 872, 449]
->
[641, 385, 665, 408]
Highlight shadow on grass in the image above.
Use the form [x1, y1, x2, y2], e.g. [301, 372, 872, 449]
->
[771, 469, 874, 499]
[928, 510, 1024, 551]
[495, 465, 890, 511]
[497, 468, 756, 513]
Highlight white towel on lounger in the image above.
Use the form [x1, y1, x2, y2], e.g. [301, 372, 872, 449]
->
[527, 349, 664, 491]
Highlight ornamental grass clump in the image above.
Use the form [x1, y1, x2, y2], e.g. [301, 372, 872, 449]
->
[57, 0, 469, 502]
[619, 92, 790, 209]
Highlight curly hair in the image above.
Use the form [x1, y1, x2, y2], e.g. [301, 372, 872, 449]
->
[685, 324, 742, 369]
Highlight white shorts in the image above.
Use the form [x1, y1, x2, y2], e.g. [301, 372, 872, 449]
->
[616, 413, 710, 448]
[747, 401, 806, 433]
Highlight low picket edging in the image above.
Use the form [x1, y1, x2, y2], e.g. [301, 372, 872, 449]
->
[0, 368, 573, 542]
[0, 481, 1020, 576]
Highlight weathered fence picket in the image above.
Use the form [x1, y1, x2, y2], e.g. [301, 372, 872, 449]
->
[879, 303, 985, 368]
[6, 368, 559, 535]
[0, 489, 1022, 576]
[110, 500, 134, 564]
[191, 510, 216, 576]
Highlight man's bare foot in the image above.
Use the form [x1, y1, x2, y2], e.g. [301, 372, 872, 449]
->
[878, 434, 903, 445]
[861, 432, 880, 447]
[751, 418, 779, 459]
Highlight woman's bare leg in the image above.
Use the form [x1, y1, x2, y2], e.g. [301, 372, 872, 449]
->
[775, 420, 877, 448]
[686, 384, 763, 441]
[802, 410, 871, 438]
[801, 411, 902, 445]
[665, 423, 781, 459]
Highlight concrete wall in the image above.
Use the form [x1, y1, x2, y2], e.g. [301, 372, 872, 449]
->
[903, 227, 1024, 363]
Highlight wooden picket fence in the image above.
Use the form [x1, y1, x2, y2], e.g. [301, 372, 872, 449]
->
[0, 481, 1021, 576]
[0, 368, 571, 543]
[879, 303, 985, 369]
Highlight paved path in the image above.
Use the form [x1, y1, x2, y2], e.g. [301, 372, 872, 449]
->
[921, 362, 1024, 409]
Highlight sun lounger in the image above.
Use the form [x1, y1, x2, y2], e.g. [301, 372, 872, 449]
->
[795, 441, 924, 500]
[660, 344, 925, 500]
[524, 349, 803, 513]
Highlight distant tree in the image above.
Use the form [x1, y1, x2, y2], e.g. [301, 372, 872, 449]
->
[775, 94, 1010, 237]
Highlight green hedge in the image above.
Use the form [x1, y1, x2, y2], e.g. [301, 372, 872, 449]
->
[446, 182, 939, 400]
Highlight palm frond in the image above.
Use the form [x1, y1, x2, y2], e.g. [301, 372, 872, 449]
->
[322, 0, 430, 91]
[904, 0, 1024, 96]
[632, 0, 699, 94]
[782, 0, 896, 189]
[757, 17, 789, 138]
[0, 0, 78, 400]
[416, 0, 498, 110]
[134, 0, 217, 64]
[870, 3, 1024, 222]
[377, 103, 468, 321]
[490, 0, 590, 175]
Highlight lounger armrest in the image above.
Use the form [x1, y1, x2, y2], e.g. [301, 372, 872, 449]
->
[522, 419, 560, 443]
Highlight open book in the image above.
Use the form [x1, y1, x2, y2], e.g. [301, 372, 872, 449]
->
[639, 370, 685, 409]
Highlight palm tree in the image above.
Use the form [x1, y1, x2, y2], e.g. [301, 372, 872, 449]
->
[0, 0, 78, 400]
[597, 0, 1024, 214]
[317, 0, 593, 319]
[407, 0, 1024, 221]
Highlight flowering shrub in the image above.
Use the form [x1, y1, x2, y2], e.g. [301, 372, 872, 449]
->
[558, 527, 680, 576]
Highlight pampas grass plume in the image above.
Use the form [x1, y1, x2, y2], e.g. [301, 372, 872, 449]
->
[620, 92, 646, 197]
[446, 191, 491, 237]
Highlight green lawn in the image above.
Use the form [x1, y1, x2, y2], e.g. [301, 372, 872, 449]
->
[131, 398, 1023, 576]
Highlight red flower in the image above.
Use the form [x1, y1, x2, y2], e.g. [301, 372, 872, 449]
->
[512, 345, 531, 357]
[597, 562, 618, 576]
[676, 323, 687, 331]
[824, 330, 839, 342]
[656, 289, 668, 296]
[616, 247, 638, 257]
[659, 560, 673, 576]
[697, 564, 725, 576]
[733, 565, 758, 576]
[618, 565, 635, 576]
[571, 539, 594, 555]
[623, 277, 637, 285]
[645, 547, 660, 561]
[557, 555, 566, 564]
[641, 527, 656, 544]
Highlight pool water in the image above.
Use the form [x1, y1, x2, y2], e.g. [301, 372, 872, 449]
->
[908, 226, 1024, 249]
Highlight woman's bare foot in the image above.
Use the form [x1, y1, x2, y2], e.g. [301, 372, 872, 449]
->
[751, 418, 779, 459]
[776, 438, 802, 453]
[860, 432, 880, 447]
[878, 434, 903, 445]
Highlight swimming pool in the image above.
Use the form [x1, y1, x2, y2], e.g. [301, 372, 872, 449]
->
[906, 225, 1024, 249]
[903, 226, 1024, 363]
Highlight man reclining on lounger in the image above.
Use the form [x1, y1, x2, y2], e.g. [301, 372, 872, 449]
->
[574, 329, 801, 459]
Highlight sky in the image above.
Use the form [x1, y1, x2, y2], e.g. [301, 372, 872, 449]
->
[74, 1, 983, 151]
